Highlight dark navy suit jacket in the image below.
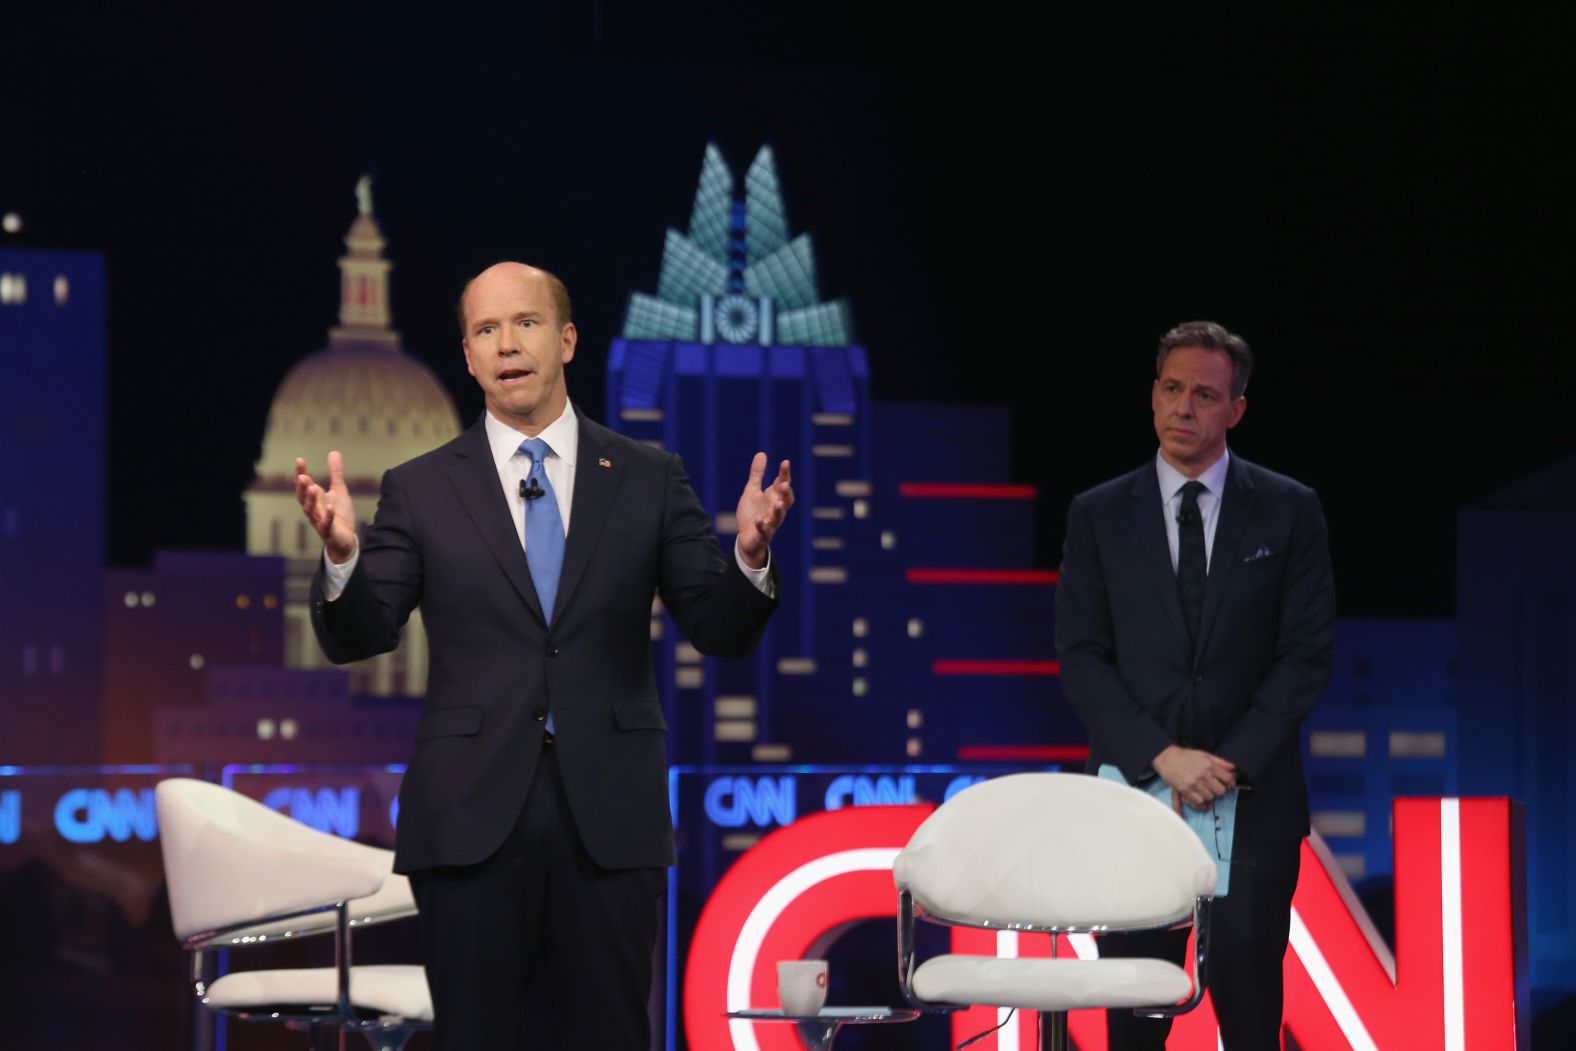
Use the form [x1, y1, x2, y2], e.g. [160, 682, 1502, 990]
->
[1054, 453, 1335, 843]
[311, 411, 778, 874]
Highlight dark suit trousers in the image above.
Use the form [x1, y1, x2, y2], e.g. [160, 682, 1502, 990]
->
[410, 741, 666, 1050]
[1101, 838, 1301, 1051]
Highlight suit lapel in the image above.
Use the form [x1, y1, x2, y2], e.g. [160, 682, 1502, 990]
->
[1129, 466, 1189, 648]
[553, 413, 624, 624]
[444, 418, 547, 625]
[1196, 455, 1257, 656]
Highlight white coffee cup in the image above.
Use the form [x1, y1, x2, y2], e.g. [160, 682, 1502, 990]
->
[776, 959, 829, 1016]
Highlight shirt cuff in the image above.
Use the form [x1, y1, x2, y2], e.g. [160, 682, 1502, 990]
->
[734, 542, 776, 599]
[321, 546, 359, 602]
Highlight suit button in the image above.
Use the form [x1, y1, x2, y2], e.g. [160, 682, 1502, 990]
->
[1194, 674, 1205, 684]
[548, 647, 560, 658]
[532, 707, 547, 722]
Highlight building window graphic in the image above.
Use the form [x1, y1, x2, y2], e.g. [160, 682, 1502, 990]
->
[0, 272, 25, 304]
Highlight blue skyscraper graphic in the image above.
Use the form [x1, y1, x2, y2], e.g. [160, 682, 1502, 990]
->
[0, 248, 106, 763]
[607, 145, 1077, 770]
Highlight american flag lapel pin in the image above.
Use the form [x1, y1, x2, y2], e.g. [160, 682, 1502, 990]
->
[599, 457, 612, 468]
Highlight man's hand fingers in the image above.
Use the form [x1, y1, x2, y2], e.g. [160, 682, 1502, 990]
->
[771, 464, 794, 509]
[307, 485, 338, 535]
[304, 484, 327, 527]
[762, 489, 791, 525]
[764, 463, 793, 516]
[327, 450, 347, 491]
[745, 451, 767, 490]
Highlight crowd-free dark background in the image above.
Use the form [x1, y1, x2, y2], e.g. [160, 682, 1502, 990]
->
[6, 2, 1572, 616]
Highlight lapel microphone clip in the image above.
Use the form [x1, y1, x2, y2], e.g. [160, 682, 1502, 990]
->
[520, 478, 547, 501]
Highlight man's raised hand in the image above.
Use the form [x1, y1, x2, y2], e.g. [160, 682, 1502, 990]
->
[295, 451, 358, 564]
[736, 453, 793, 570]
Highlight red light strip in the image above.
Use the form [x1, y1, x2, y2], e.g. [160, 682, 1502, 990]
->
[900, 483, 1037, 499]
[906, 569, 1060, 585]
[932, 660, 1061, 676]
[957, 744, 1090, 762]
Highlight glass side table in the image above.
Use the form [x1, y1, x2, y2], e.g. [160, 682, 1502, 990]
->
[726, 1006, 920, 1051]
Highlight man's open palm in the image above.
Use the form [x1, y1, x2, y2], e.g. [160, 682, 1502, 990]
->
[295, 451, 358, 564]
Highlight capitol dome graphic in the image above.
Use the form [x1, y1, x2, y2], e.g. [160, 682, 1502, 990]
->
[245, 177, 459, 695]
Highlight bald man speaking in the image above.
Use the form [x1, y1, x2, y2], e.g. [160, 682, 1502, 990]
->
[296, 262, 793, 1049]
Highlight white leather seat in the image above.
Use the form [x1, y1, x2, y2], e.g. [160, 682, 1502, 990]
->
[894, 772, 1217, 1050]
[206, 963, 431, 1019]
[909, 955, 1192, 1013]
[156, 777, 431, 1049]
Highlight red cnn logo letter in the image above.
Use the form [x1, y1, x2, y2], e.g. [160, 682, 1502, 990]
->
[683, 798, 1526, 1050]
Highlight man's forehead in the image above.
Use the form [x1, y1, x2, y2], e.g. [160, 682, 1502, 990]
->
[1160, 346, 1233, 382]
[466, 270, 551, 315]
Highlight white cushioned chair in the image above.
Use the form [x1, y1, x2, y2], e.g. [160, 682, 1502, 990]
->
[893, 772, 1216, 1051]
[156, 777, 431, 1051]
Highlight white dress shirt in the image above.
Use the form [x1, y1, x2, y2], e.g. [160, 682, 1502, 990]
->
[1155, 448, 1230, 573]
[323, 403, 773, 597]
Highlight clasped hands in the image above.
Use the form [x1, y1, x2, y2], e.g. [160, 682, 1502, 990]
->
[1153, 744, 1237, 813]
[295, 450, 795, 569]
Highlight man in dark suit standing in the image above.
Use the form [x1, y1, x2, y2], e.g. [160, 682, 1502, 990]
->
[1054, 321, 1335, 1050]
[294, 261, 793, 1049]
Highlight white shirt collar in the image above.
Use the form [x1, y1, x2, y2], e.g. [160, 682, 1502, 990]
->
[1155, 446, 1231, 501]
[483, 402, 579, 471]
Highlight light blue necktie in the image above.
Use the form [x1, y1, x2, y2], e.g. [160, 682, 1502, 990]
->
[520, 438, 565, 734]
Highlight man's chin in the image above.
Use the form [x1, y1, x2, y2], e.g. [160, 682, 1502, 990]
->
[494, 393, 539, 416]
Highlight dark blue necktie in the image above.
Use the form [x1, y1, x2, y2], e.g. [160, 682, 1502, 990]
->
[519, 438, 566, 623]
[1176, 480, 1207, 651]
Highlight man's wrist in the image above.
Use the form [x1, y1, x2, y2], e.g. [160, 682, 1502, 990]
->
[734, 540, 769, 572]
[733, 542, 775, 598]
[737, 541, 767, 571]
[321, 544, 358, 603]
